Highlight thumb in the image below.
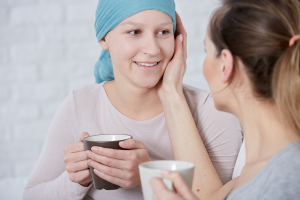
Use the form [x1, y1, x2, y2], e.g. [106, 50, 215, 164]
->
[78, 132, 90, 142]
[119, 139, 146, 150]
[172, 34, 184, 63]
[162, 171, 195, 199]
[150, 177, 175, 199]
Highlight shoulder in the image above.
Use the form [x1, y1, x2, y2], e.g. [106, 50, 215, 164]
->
[72, 83, 104, 102]
[183, 84, 240, 127]
[267, 142, 300, 178]
[260, 143, 300, 199]
[182, 84, 210, 113]
[71, 83, 106, 105]
[65, 83, 105, 115]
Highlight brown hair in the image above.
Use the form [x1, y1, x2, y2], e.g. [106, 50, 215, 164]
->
[209, 0, 300, 134]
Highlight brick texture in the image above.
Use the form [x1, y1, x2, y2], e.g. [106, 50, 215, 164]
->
[0, 8, 8, 25]
[11, 5, 63, 25]
[0, 0, 217, 180]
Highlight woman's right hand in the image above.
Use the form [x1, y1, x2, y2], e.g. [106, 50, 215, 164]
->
[64, 132, 92, 187]
[150, 171, 198, 200]
[157, 12, 188, 103]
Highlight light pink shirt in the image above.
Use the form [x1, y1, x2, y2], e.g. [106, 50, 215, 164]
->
[23, 82, 243, 200]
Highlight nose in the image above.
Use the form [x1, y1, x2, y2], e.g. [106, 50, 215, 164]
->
[141, 34, 161, 56]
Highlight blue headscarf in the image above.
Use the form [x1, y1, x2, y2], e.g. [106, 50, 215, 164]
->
[94, 0, 176, 84]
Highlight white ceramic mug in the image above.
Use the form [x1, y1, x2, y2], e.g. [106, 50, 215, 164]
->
[139, 160, 195, 200]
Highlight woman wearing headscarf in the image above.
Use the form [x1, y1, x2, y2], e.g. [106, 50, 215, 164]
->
[23, 0, 242, 199]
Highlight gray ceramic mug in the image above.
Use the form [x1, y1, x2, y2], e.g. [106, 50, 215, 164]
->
[83, 134, 132, 190]
[139, 160, 195, 200]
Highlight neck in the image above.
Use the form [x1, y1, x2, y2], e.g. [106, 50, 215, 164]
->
[104, 80, 164, 121]
[232, 96, 300, 163]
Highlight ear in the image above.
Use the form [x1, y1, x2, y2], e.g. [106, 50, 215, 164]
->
[99, 37, 109, 50]
[219, 49, 234, 83]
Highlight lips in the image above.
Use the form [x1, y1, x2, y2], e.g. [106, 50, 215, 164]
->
[134, 61, 161, 72]
[134, 61, 160, 67]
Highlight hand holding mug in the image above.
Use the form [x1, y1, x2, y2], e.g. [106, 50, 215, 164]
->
[139, 160, 195, 200]
[150, 171, 198, 200]
[64, 132, 92, 187]
[86, 138, 151, 189]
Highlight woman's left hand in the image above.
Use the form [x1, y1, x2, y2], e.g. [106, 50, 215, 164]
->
[85, 139, 151, 189]
[150, 171, 199, 200]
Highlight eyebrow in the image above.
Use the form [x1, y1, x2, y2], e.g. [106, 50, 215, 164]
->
[120, 21, 174, 27]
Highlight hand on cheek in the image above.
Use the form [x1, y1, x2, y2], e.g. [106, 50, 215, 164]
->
[85, 139, 151, 189]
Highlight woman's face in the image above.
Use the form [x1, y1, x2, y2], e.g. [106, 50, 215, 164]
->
[102, 10, 175, 88]
[203, 29, 226, 110]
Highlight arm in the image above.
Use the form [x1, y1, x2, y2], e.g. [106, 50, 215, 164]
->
[23, 93, 91, 200]
[150, 172, 238, 200]
[156, 13, 241, 199]
[160, 91, 227, 198]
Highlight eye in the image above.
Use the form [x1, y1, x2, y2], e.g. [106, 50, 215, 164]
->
[158, 30, 170, 35]
[129, 30, 141, 35]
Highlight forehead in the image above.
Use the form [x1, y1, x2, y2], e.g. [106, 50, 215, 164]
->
[119, 10, 173, 26]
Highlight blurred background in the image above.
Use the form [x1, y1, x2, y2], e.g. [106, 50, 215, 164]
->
[0, 0, 220, 199]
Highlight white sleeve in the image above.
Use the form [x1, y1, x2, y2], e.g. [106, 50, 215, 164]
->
[23, 93, 91, 200]
[232, 138, 246, 179]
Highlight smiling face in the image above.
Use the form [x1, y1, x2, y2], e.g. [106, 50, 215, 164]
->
[100, 10, 175, 88]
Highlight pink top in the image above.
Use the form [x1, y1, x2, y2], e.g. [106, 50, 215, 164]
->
[23, 82, 243, 200]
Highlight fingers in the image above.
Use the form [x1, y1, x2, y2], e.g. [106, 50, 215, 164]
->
[64, 142, 85, 154]
[86, 152, 126, 169]
[150, 177, 179, 200]
[77, 132, 90, 142]
[119, 139, 147, 150]
[64, 151, 88, 163]
[88, 159, 135, 181]
[173, 34, 184, 64]
[68, 169, 91, 183]
[87, 146, 130, 160]
[66, 160, 89, 172]
[162, 171, 196, 199]
[93, 168, 135, 189]
[175, 12, 187, 60]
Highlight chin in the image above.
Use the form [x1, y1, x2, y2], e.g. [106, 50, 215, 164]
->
[213, 97, 231, 113]
[132, 76, 161, 89]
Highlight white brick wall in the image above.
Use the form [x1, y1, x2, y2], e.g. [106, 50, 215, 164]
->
[0, 0, 220, 180]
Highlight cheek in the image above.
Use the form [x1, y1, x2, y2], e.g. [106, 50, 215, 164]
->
[203, 56, 215, 85]
[110, 40, 138, 64]
[162, 39, 175, 61]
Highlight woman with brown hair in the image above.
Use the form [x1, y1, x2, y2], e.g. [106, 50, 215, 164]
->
[151, 0, 300, 199]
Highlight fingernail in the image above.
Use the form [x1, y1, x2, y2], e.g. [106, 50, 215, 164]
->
[121, 140, 127, 146]
[161, 170, 170, 175]
[86, 151, 90, 157]
[94, 169, 99, 174]
[92, 147, 97, 152]
[179, 34, 183, 42]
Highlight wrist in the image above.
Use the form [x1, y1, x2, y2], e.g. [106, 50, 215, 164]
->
[160, 86, 185, 105]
